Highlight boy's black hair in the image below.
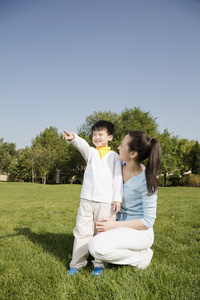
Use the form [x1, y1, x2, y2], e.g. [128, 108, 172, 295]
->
[91, 120, 115, 135]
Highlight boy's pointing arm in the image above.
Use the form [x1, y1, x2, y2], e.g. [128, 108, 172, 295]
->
[63, 130, 75, 141]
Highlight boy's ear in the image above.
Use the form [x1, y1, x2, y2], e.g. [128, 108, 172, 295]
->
[108, 135, 113, 142]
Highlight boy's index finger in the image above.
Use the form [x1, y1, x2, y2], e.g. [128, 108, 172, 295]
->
[63, 130, 75, 141]
[63, 130, 70, 140]
[63, 130, 71, 137]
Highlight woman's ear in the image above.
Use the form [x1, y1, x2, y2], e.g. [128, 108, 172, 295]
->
[130, 151, 138, 159]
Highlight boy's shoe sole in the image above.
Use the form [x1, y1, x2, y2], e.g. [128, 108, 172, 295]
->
[92, 267, 103, 276]
[67, 268, 78, 275]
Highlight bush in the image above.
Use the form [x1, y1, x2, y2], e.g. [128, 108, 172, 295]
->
[158, 175, 181, 187]
[187, 174, 200, 187]
[158, 175, 164, 187]
[179, 174, 190, 186]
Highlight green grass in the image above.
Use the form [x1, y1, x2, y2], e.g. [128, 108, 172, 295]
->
[0, 183, 199, 300]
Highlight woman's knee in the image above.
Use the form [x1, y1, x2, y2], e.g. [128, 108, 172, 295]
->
[88, 235, 108, 259]
[88, 236, 100, 257]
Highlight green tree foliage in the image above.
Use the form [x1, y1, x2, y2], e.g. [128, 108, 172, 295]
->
[0, 138, 18, 173]
[191, 141, 200, 174]
[31, 127, 69, 183]
[35, 147, 57, 184]
[157, 130, 179, 186]
[120, 107, 159, 138]
[2, 108, 200, 185]
[187, 174, 200, 186]
[8, 147, 32, 182]
[32, 126, 62, 150]
[176, 139, 195, 174]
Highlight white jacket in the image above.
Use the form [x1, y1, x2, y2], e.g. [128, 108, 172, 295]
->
[71, 134, 123, 204]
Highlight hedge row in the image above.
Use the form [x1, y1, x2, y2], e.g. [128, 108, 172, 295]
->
[158, 174, 200, 187]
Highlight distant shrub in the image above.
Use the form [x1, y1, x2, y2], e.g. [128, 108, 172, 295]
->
[158, 175, 178, 187]
[158, 174, 194, 187]
[167, 175, 181, 187]
[179, 174, 190, 186]
[187, 174, 200, 187]
[158, 175, 164, 187]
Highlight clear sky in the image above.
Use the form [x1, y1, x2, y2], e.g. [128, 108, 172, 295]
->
[1, 0, 200, 149]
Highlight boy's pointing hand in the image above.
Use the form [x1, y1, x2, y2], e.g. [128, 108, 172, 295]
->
[63, 130, 75, 141]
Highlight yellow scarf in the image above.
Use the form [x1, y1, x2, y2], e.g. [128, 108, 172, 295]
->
[97, 147, 111, 159]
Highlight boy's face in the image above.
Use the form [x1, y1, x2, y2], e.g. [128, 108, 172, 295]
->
[92, 129, 113, 148]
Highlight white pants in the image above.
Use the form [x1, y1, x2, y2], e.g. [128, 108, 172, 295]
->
[88, 227, 154, 269]
[70, 199, 116, 269]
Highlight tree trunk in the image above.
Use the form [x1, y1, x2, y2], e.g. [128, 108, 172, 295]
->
[32, 162, 34, 183]
[43, 171, 46, 184]
[164, 173, 167, 187]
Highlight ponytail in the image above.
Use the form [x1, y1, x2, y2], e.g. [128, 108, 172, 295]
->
[146, 138, 162, 195]
[128, 131, 162, 195]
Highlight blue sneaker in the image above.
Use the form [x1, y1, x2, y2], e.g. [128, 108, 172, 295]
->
[67, 267, 78, 276]
[92, 267, 103, 276]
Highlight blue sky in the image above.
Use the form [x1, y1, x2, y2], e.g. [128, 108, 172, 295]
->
[1, 0, 200, 148]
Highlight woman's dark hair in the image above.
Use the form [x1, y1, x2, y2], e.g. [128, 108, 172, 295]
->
[92, 120, 115, 136]
[128, 131, 162, 195]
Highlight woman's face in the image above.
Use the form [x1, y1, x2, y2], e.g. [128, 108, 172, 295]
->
[118, 134, 132, 161]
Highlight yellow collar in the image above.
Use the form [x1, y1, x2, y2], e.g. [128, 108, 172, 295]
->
[97, 147, 111, 159]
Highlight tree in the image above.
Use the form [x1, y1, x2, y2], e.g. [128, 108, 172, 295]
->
[31, 127, 70, 183]
[31, 127, 58, 183]
[4, 109, 199, 185]
[7, 127, 70, 184]
[120, 107, 159, 138]
[7, 157, 20, 181]
[191, 141, 200, 174]
[0, 138, 18, 173]
[157, 129, 179, 186]
[36, 147, 57, 184]
[32, 126, 62, 150]
[8, 147, 32, 182]
[176, 139, 195, 174]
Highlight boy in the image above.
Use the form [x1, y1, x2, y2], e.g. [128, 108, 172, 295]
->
[63, 120, 123, 276]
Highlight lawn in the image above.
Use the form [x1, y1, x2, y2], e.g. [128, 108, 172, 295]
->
[0, 183, 199, 300]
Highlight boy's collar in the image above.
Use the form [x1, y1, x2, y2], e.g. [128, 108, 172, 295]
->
[97, 147, 111, 150]
[97, 147, 111, 159]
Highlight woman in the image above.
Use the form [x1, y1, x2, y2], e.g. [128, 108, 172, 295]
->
[88, 131, 162, 275]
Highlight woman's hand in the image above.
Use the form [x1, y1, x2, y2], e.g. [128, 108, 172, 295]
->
[96, 217, 117, 233]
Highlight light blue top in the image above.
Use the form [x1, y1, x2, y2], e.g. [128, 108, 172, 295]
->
[117, 167, 157, 228]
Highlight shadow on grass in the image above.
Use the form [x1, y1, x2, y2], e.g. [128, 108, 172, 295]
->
[14, 227, 74, 265]
[6, 228, 118, 271]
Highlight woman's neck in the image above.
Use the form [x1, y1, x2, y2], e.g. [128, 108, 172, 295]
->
[122, 160, 143, 183]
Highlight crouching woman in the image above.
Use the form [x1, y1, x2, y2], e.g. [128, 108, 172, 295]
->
[88, 131, 162, 271]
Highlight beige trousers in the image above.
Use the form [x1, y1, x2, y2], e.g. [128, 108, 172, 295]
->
[70, 199, 116, 269]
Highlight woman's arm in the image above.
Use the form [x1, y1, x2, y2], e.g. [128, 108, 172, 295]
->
[96, 217, 148, 233]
